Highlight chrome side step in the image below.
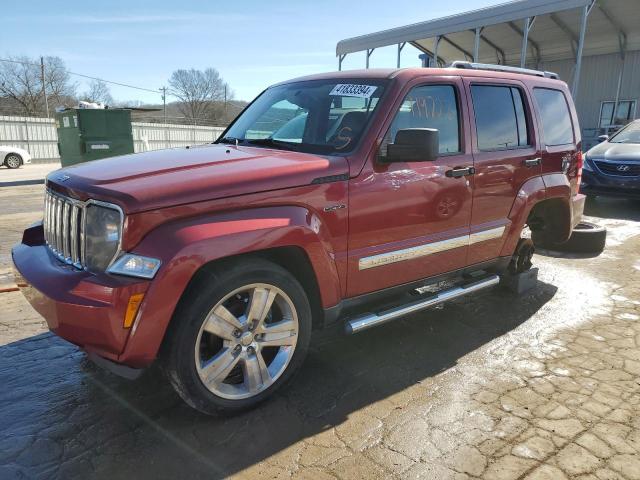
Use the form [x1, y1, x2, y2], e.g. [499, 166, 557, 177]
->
[345, 275, 500, 334]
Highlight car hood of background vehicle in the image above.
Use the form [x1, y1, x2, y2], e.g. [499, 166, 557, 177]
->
[587, 142, 640, 162]
[47, 144, 347, 213]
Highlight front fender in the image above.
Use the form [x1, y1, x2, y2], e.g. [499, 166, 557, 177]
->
[119, 205, 342, 366]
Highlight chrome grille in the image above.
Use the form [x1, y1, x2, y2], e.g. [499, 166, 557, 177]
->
[43, 190, 85, 269]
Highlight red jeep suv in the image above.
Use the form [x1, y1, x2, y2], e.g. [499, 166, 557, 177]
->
[13, 63, 585, 414]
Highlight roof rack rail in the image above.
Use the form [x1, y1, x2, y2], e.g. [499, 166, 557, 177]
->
[449, 61, 558, 79]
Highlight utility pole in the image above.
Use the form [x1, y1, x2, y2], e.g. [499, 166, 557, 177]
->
[160, 86, 167, 124]
[223, 84, 227, 119]
[40, 56, 50, 118]
[160, 86, 168, 149]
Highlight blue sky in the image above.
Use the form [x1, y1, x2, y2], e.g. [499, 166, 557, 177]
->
[3, 0, 497, 103]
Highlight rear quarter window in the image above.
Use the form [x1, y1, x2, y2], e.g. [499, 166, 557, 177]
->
[533, 88, 574, 146]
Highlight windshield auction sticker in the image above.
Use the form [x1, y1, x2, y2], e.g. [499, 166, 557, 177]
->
[330, 84, 377, 98]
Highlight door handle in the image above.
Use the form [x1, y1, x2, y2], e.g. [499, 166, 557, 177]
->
[524, 157, 542, 168]
[445, 166, 475, 178]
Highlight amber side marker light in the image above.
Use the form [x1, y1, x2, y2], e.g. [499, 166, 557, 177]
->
[124, 293, 145, 328]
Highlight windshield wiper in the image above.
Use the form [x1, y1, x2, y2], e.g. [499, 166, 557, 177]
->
[245, 138, 298, 151]
[218, 136, 243, 145]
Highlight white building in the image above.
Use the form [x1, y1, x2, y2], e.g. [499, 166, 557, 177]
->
[336, 0, 639, 149]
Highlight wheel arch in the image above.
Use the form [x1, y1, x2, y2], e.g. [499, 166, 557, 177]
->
[118, 205, 343, 366]
[500, 173, 573, 256]
[175, 246, 325, 331]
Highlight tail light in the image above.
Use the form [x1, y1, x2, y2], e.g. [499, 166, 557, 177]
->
[575, 151, 583, 193]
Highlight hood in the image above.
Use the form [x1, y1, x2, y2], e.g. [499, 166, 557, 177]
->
[46, 144, 347, 213]
[587, 141, 640, 162]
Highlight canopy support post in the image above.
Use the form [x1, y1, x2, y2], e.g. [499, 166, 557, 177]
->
[519, 17, 536, 68]
[473, 27, 482, 62]
[433, 36, 440, 67]
[338, 54, 346, 71]
[397, 42, 406, 68]
[366, 49, 374, 69]
[572, 2, 594, 99]
[612, 32, 628, 129]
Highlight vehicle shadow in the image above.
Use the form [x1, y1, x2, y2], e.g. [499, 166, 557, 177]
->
[0, 280, 558, 479]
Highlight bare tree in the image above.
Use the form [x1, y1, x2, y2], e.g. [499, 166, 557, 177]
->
[43, 56, 76, 107]
[82, 80, 113, 105]
[168, 68, 229, 123]
[0, 56, 76, 115]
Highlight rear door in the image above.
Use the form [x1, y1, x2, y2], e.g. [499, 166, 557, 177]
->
[464, 78, 541, 264]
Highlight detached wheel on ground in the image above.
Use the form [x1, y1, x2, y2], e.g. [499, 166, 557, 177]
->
[4, 154, 22, 169]
[544, 221, 606, 254]
[162, 258, 312, 415]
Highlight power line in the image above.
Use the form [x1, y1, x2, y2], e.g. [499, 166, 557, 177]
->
[67, 70, 159, 94]
[0, 57, 161, 95]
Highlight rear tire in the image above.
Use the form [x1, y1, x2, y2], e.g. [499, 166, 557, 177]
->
[4, 154, 22, 169]
[162, 258, 312, 416]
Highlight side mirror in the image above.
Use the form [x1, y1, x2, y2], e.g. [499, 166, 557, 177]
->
[385, 128, 439, 162]
[597, 134, 609, 143]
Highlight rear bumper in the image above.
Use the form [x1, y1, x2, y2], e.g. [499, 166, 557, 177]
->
[12, 223, 151, 366]
[572, 193, 585, 229]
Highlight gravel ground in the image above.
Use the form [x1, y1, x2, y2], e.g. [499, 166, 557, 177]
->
[1, 184, 640, 479]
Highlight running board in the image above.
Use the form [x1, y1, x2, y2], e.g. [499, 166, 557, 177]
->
[345, 275, 500, 334]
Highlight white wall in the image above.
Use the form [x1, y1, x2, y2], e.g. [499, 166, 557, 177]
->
[0, 115, 226, 163]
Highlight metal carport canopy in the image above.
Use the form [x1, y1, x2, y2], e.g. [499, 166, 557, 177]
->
[336, 0, 639, 68]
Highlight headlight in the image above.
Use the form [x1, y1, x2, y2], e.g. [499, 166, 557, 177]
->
[84, 203, 122, 271]
[583, 157, 594, 172]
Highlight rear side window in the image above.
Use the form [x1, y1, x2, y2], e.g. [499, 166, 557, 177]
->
[534, 88, 574, 146]
[471, 85, 530, 150]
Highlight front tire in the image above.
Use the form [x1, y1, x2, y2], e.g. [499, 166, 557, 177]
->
[4, 154, 22, 169]
[163, 259, 312, 415]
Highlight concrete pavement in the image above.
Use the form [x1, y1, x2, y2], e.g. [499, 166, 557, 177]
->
[0, 162, 60, 187]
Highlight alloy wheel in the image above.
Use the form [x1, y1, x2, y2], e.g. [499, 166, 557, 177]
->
[194, 283, 299, 400]
[5, 155, 21, 169]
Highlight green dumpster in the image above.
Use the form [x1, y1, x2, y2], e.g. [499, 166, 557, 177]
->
[56, 108, 134, 167]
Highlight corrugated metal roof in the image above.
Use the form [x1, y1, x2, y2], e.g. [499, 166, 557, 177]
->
[336, 0, 639, 65]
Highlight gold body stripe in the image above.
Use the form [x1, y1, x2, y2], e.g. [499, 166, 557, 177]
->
[358, 225, 506, 270]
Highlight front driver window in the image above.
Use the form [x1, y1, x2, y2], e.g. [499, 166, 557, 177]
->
[381, 84, 461, 157]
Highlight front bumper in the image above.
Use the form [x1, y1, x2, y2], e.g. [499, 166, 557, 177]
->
[581, 170, 640, 199]
[12, 223, 150, 365]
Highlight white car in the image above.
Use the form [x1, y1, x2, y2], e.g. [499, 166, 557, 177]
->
[1, 146, 32, 169]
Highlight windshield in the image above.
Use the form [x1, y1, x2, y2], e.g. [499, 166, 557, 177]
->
[218, 79, 388, 154]
[609, 121, 640, 144]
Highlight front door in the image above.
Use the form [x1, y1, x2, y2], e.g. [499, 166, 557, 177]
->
[347, 78, 474, 297]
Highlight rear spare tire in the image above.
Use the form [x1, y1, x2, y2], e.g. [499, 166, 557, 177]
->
[545, 221, 606, 254]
